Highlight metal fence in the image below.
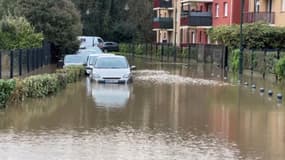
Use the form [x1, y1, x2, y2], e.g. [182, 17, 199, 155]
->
[243, 49, 285, 79]
[0, 42, 51, 79]
[122, 43, 227, 67]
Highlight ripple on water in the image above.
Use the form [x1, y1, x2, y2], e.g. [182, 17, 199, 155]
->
[133, 70, 227, 86]
[0, 127, 242, 160]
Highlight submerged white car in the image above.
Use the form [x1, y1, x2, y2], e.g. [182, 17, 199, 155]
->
[91, 55, 135, 84]
[86, 53, 114, 75]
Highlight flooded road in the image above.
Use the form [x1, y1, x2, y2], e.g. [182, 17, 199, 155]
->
[0, 59, 285, 160]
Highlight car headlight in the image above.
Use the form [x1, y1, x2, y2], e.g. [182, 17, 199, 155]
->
[123, 73, 131, 78]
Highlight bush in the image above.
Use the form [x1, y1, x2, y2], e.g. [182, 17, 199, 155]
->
[56, 65, 85, 83]
[275, 56, 285, 80]
[230, 49, 240, 73]
[8, 78, 26, 103]
[0, 15, 43, 50]
[0, 79, 16, 106]
[23, 74, 59, 98]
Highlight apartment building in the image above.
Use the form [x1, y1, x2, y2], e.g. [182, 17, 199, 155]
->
[246, 0, 285, 26]
[153, 0, 249, 45]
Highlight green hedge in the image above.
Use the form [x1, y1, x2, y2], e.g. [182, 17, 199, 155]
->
[0, 80, 16, 106]
[0, 65, 85, 107]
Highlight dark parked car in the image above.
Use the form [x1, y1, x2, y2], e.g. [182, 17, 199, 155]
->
[102, 42, 119, 52]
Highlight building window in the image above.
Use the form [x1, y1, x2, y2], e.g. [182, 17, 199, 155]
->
[282, 0, 285, 11]
[215, 4, 219, 17]
[224, 2, 228, 17]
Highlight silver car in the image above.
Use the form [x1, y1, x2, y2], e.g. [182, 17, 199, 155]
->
[86, 54, 115, 75]
[63, 55, 85, 67]
[91, 55, 136, 84]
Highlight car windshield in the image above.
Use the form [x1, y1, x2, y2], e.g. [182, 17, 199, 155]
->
[95, 57, 128, 69]
[64, 55, 84, 64]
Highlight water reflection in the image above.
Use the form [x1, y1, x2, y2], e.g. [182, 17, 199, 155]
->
[0, 60, 285, 160]
[87, 79, 132, 108]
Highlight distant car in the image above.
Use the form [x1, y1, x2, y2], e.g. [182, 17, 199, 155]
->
[63, 55, 85, 67]
[77, 46, 103, 65]
[78, 36, 104, 49]
[85, 53, 115, 75]
[91, 55, 136, 84]
[102, 42, 119, 52]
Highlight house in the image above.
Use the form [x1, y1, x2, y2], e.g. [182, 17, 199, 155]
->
[152, 0, 254, 45]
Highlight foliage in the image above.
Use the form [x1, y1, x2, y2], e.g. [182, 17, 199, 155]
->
[0, 79, 16, 106]
[0, 15, 43, 49]
[0, 66, 85, 107]
[72, 0, 153, 42]
[56, 65, 85, 83]
[23, 74, 60, 98]
[18, 0, 82, 55]
[229, 49, 240, 73]
[208, 23, 285, 50]
[275, 56, 285, 80]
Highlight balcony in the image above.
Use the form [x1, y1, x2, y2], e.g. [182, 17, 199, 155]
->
[153, 0, 172, 8]
[153, 17, 173, 29]
[181, 0, 213, 2]
[244, 12, 275, 24]
[181, 12, 212, 27]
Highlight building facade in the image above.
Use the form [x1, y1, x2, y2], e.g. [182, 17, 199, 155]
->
[246, 0, 285, 26]
[153, 0, 277, 45]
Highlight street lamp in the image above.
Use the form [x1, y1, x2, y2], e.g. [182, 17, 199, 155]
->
[239, 0, 245, 80]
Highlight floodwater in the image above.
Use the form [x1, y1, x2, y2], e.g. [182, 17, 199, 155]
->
[0, 58, 285, 160]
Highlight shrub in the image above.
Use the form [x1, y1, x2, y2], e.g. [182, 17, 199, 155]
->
[230, 49, 240, 73]
[0, 15, 43, 50]
[56, 65, 85, 83]
[275, 56, 285, 80]
[23, 74, 59, 98]
[0, 79, 16, 106]
[8, 78, 26, 103]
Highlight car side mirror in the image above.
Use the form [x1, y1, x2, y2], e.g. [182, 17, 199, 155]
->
[83, 63, 87, 67]
[131, 65, 136, 70]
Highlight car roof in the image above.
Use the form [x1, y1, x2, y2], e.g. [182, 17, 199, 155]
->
[96, 55, 126, 59]
[89, 53, 114, 57]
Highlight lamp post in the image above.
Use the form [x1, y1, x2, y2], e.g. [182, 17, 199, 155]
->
[239, 0, 245, 80]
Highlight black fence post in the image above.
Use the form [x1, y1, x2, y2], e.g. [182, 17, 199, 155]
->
[250, 50, 254, 76]
[263, 50, 266, 79]
[155, 43, 158, 58]
[10, 51, 14, 78]
[167, 43, 170, 61]
[161, 43, 164, 62]
[19, 49, 22, 76]
[188, 44, 191, 63]
[0, 51, 2, 79]
[27, 49, 30, 73]
[276, 49, 280, 81]
[150, 43, 153, 60]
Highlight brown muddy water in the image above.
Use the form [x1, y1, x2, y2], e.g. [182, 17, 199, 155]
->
[0, 58, 285, 160]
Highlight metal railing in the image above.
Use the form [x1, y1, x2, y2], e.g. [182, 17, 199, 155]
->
[153, 0, 172, 8]
[153, 17, 174, 29]
[0, 42, 52, 79]
[244, 12, 275, 24]
[181, 11, 212, 26]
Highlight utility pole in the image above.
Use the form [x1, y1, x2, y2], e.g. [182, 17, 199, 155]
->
[239, 0, 245, 80]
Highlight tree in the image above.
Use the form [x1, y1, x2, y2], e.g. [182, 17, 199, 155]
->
[72, 0, 153, 42]
[18, 0, 82, 57]
[0, 15, 43, 50]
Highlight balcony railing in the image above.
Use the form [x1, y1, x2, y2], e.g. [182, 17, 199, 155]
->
[181, 12, 212, 26]
[244, 12, 275, 24]
[153, 0, 172, 8]
[153, 17, 173, 29]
